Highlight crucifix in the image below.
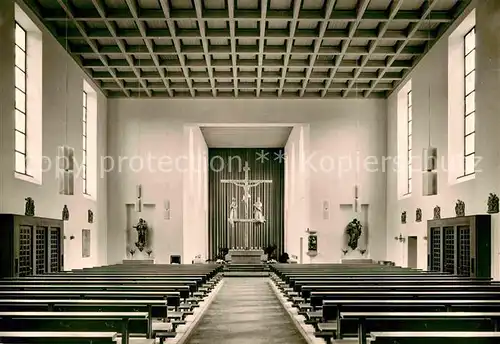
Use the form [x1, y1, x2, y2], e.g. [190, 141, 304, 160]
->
[221, 161, 272, 219]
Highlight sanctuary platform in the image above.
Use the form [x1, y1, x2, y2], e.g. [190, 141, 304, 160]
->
[341, 258, 374, 264]
[228, 249, 264, 264]
[122, 259, 155, 265]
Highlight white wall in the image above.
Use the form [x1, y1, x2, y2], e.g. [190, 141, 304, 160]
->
[107, 99, 387, 264]
[386, 0, 500, 278]
[182, 126, 209, 262]
[0, 0, 108, 270]
[285, 125, 310, 263]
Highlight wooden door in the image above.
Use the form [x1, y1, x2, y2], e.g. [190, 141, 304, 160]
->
[34, 226, 48, 275]
[457, 225, 472, 276]
[18, 225, 33, 277]
[48, 227, 62, 272]
[429, 227, 442, 271]
[407, 236, 418, 269]
[443, 226, 456, 274]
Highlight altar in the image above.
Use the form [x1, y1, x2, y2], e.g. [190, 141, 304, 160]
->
[228, 249, 264, 264]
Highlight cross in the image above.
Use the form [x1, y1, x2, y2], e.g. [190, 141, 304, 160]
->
[221, 161, 272, 219]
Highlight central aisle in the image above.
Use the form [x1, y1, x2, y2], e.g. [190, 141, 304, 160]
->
[186, 277, 307, 344]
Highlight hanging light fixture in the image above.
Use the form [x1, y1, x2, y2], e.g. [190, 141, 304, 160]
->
[354, 82, 360, 213]
[135, 49, 142, 212]
[135, 184, 142, 212]
[422, 9, 438, 196]
[58, 11, 74, 195]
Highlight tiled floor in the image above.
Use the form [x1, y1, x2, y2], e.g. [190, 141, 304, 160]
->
[186, 278, 307, 344]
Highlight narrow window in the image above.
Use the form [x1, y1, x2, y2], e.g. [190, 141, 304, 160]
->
[15, 22, 28, 175]
[407, 90, 412, 194]
[82, 90, 89, 195]
[463, 27, 475, 176]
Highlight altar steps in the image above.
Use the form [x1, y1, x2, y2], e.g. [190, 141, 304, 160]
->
[223, 264, 269, 277]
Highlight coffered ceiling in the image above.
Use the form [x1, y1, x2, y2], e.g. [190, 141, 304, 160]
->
[24, 0, 470, 98]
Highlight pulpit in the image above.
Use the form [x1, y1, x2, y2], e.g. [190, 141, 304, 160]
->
[228, 249, 264, 264]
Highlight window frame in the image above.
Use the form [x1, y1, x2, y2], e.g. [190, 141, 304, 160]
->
[407, 89, 412, 195]
[462, 26, 476, 177]
[82, 90, 89, 196]
[14, 21, 29, 176]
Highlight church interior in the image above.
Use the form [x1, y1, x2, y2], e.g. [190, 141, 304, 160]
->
[0, 0, 500, 343]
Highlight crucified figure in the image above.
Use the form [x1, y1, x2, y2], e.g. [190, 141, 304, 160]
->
[221, 162, 272, 219]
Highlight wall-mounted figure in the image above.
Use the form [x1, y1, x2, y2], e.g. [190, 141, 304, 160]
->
[416, 208, 422, 222]
[455, 200, 465, 217]
[306, 228, 318, 257]
[88, 209, 94, 224]
[133, 218, 148, 252]
[62, 205, 69, 221]
[401, 211, 407, 224]
[25, 197, 35, 216]
[345, 218, 363, 251]
[253, 196, 266, 223]
[487, 193, 499, 214]
[433, 205, 441, 219]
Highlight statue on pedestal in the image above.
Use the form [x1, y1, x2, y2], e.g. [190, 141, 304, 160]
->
[229, 197, 238, 226]
[455, 200, 465, 217]
[133, 218, 148, 252]
[25, 197, 35, 216]
[253, 196, 265, 223]
[433, 205, 441, 219]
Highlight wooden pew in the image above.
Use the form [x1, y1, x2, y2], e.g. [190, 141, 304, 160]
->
[368, 331, 500, 344]
[320, 299, 500, 324]
[0, 331, 118, 343]
[0, 299, 173, 329]
[310, 291, 500, 309]
[300, 284, 500, 301]
[0, 311, 148, 344]
[278, 274, 468, 286]
[0, 290, 180, 300]
[340, 312, 500, 343]
[0, 284, 193, 299]
[0, 278, 205, 289]
[291, 279, 491, 294]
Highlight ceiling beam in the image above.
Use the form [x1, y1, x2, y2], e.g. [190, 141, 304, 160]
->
[341, 0, 404, 98]
[193, 0, 217, 97]
[387, 0, 473, 97]
[299, 0, 337, 97]
[365, 0, 438, 97]
[158, 0, 196, 97]
[124, 0, 173, 97]
[42, 8, 454, 23]
[21, 0, 104, 94]
[61, 27, 436, 41]
[256, 0, 268, 97]
[91, 0, 151, 97]
[90, 69, 403, 81]
[320, 0, 371, 98]
[228, 0, 238, 97]
[54, 0, 129, 97]
[82, 56, 414, 70]
[278, 0, 302, 97]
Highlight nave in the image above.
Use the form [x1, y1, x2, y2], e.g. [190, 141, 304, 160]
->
[1, 261, 500, 343]
[187, 278, 306, 344]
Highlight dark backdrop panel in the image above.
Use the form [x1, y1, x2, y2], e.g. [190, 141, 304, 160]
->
[208, 148, 285, 259]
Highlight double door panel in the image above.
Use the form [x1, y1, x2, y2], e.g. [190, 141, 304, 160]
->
[429, 225, 472, 276]
[17, 225, 61, 277]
